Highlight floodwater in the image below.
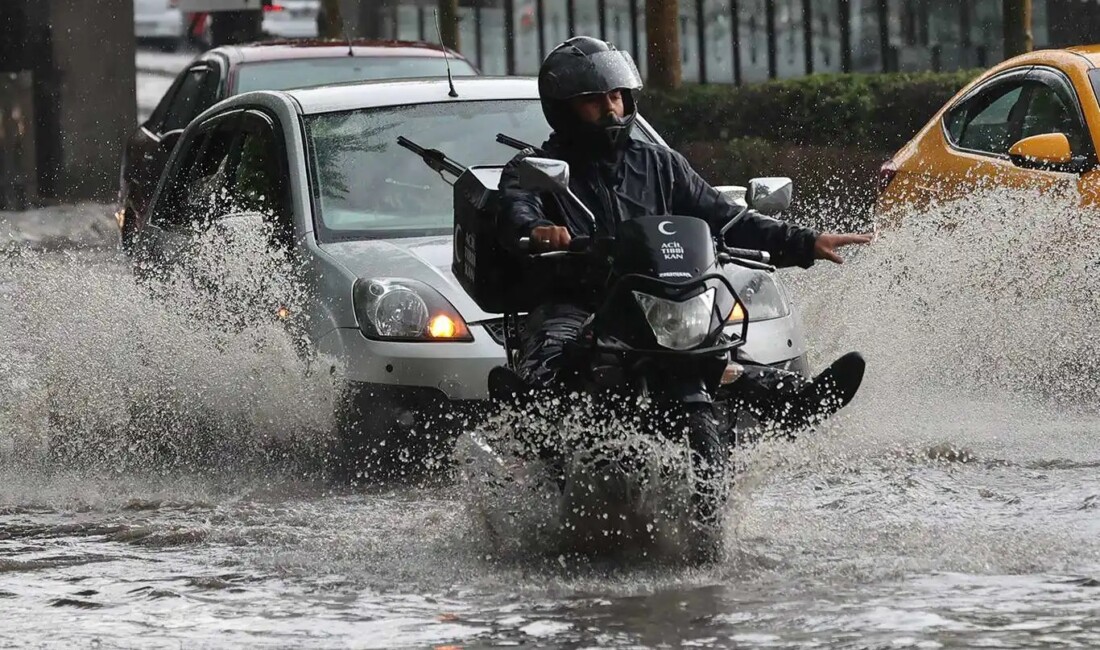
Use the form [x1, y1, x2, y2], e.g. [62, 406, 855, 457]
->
[2, 189, 1100, 648]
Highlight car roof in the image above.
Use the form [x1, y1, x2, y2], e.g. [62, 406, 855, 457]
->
[210, 39, 471, 66]
[1066, 44, 1100, 68]
[973, 45, 1100, 84]
[285, 76, 540, 115]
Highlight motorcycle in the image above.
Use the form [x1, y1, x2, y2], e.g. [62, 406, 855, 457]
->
[391, 134, 864, 562]
[452, 156, 864, 563]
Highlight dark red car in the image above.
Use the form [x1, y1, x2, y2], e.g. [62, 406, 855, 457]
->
[118, 39, 478, 247]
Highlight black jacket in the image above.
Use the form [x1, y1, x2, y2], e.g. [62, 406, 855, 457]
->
[498, 134, 820, 269]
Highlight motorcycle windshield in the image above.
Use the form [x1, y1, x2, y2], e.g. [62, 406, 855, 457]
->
[612, 216, 716, 281]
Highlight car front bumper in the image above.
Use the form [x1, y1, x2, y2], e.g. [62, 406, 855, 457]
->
[315, 324, 506, 401]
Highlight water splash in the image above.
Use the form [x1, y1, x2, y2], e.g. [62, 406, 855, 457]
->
[455, 391, 739, 567]
[0, 222, 337, 482]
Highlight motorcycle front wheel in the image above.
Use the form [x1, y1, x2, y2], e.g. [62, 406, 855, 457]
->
[679, 403, 729, 564]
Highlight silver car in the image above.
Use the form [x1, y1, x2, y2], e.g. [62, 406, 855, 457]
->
[132, 76, 807, 474]
[262, 0, 320, 39]
[134, 0, 187, 48]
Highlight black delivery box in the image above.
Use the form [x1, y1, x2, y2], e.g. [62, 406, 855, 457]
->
[453, 165, 536, 314]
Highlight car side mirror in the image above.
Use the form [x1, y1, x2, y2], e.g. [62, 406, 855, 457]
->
[1008, 133, 1076, 170]
[516, 156, 571, 193]
[748, 177, 793, 215]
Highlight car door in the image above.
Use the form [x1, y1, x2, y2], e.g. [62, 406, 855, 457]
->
[1012, 66, 1100, 205]
[931, 67, 1038, 203]
[222, 109, 307, 325]
[134, 110, 244, 272]
[125, 62, 221, 228]
[1084, 69, 1100, 208]
[228, 110, 296, 250]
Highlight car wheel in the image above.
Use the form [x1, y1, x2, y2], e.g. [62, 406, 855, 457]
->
[328, 383, 448, 484]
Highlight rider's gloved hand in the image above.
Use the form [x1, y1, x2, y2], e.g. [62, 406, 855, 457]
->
[813, 232, 874, 264]
[531, 225, 572, 251]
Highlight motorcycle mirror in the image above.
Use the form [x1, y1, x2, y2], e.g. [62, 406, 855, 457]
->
[516, 157, 571, 193]
[748, 177, 793, 215]
[516, 156, 599, 228]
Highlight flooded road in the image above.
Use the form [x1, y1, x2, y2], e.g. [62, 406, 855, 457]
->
[2, 193, 1100, 648]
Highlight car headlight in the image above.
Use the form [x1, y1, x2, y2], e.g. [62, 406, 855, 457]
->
[725, 268, 789, 323]
[353, 278, 472, 342]
[632, 288, 716, 350]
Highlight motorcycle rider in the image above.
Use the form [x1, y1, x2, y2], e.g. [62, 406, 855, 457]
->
[498, 36, 871, 432]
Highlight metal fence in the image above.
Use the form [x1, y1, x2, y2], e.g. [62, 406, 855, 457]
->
[0, 71, 36, 211]
[378, 0, 1061, 82]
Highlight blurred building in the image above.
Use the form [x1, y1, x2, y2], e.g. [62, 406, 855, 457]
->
[365, 0, 1100, 82]
[0, 0, 136, 208]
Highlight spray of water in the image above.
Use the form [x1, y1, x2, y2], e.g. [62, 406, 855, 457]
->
[455, 392, 722, 566]
[0, 222, 338, 485]
[723, 186, 1100, 581]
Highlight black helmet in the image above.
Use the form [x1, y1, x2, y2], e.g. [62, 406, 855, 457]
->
[538, 36, 643, 156]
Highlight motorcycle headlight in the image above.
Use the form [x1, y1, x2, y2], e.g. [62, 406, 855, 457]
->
[353, 278, 472, 342]
[632, 288, 716, 350]
[725, 268, 789, 323]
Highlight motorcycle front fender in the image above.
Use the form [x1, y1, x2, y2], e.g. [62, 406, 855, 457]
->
[661, 375, 712, 405]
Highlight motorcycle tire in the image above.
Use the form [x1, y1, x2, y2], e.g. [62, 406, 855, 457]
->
[683, 403, 729, 564]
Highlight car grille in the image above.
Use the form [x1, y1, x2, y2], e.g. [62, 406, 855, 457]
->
[478, 317, 527, 346]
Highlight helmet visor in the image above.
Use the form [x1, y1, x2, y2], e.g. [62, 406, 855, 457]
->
[540, 49, 643, 100]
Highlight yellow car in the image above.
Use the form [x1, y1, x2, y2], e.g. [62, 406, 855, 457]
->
[876, 46, 1100, 217]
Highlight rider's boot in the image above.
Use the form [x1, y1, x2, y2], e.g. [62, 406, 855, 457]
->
[730, 351, 865, 437]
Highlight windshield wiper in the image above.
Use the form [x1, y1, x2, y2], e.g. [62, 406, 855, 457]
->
[396, 136, 467, 179]
[496, 133, 537, 151]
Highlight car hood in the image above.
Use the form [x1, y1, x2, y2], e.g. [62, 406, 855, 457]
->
[317, 235, 496, 323]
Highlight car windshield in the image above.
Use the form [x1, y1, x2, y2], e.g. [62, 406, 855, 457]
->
[235, 56, 479, 93]
[305, 99, 554, 240]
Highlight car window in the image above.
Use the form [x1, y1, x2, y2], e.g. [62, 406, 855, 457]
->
[1019, 82, 1088, 153]
[234, 56, 479, 93]
[154, 117, 241, 228]
[162, 66, 219, 133]
[227, 113, 294, 248]
[1091, 69, 1100, 113]
[948, 84, 1026, 155]
[306, 99, 647, 240]
[147, 74, 186, 134]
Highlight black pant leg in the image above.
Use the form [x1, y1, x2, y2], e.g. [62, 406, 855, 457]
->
[516, 303, 591, 389]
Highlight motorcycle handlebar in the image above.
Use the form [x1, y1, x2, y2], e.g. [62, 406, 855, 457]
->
[724, 248, 771, 264]
[517, 235, 592, 256]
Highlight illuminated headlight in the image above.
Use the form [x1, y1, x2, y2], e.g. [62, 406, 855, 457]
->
[726, 269, 789, 323]
[353, 278, 472, 342]
[632, 288, 716, 350]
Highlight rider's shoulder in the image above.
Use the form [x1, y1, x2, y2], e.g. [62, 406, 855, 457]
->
[629, 139, 686, 162]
